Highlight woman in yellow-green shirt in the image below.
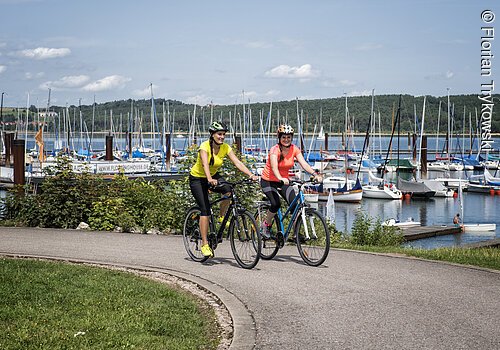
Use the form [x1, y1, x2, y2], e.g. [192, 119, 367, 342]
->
[189, 121, 258, 257]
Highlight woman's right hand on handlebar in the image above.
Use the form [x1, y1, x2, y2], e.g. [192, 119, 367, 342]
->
[280, 178, 290, 186]
[208, 178, 218, 187]
[313, 174, 323, 183]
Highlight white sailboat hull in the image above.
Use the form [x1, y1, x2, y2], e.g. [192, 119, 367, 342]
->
[304, 193, 319, 203]
[330, 189, 363, 202]
[362, 185, 402, 199]
[462, 223, 496, 232]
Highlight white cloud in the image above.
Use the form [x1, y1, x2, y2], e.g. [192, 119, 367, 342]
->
[82, 75, 131, 92]
[41, 75, 89, 90]
[339, 79, 357, 86]
[264, 64, 319, 80]
[347, 90, 372, 97]
[25, 71, 45, 80]
[132, 84, 159, 98]
[243, 91, 258, 99]
[0, 65, 6, 74]
[424, 70, 454, 80]
[265, 89, 280, 97]
[185, 94, 212, 105]
[17, 47, 71, 59]
[50, 75, 90, 88]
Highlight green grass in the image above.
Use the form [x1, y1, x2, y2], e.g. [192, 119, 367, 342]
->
[334, 243, 500, 271]
[0, 258, 219, 350]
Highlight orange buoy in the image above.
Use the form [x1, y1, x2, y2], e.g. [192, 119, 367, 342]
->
[496, 190, 500, 195]
[404, 193, 411, 200]
[489, 189, 495, 195]
[453, 191, 458, 198]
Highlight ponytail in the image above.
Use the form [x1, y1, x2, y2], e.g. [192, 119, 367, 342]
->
[278, 143, 285, 162]
[209, 138, 215, 165]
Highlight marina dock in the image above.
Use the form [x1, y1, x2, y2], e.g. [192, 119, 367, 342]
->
[400, 225, 461, 241]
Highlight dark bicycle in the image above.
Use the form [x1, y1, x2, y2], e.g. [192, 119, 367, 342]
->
[255, 179, 330, 266]
[183, 179, 262, 269]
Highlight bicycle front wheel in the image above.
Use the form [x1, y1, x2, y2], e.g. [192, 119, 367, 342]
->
[182, 207, 209, 263]
[229, 209, 261, 269]
[294, 208, 330, 267]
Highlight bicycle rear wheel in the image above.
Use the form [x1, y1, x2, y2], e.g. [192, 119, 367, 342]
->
[229, 209, 261, 269]
[254, 204, 280, 260]
[294, 208, 330, 267]
[182, 207, 209, 263]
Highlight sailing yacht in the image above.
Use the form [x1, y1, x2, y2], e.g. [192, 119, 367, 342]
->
[362, 171, 403, 199]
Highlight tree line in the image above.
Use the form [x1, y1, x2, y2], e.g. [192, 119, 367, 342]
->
[3, 93, 499, 135]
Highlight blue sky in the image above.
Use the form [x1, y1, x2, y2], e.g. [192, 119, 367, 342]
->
[0, 0, 498, 107]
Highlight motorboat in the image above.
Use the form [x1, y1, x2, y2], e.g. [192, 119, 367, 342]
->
[422, 179, 455, 197]
[382, 217, 421, 228]
[397, 178, 435, 198]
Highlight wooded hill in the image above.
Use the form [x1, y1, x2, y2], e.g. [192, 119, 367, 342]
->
[3, 94, 499, 134]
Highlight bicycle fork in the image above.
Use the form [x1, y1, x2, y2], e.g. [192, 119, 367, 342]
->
[300, 208, 317, 240]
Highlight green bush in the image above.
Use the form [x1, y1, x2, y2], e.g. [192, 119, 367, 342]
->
[1, 143, 261, 233]
[88, 198, 135, 232]
[3, 157, 107, 229]
[349, 212, 403, 246]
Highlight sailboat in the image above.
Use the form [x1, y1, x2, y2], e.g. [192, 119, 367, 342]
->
[317, 125, 325, 141]
[306, 94, 362, 202]
[325, 93, 362, 202]
[363, 171, 403, 199]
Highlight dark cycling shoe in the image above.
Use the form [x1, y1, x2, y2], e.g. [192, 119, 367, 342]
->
[260, 223, 271, 239]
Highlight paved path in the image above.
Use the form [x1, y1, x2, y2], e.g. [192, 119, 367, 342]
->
[1, 227, 499, 350]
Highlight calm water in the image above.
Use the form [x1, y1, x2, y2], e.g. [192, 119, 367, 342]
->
[316, 191, 499, 248]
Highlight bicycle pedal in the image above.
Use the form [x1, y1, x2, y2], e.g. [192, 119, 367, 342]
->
[277, 233, 285, 248]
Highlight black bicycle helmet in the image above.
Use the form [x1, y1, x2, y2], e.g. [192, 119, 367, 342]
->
[208, 121, 228, 134]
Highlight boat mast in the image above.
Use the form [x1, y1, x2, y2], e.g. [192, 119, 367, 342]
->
[446, 88, 451, 160]
[417, 96, 426, 179]
[435, 100, 441, 158]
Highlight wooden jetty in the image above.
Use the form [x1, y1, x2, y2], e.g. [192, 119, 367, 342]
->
[399, 225, 461, 241]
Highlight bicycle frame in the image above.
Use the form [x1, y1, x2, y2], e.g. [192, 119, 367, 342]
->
[206, 180, 250, 249]
[274, 181, 317, 241]
[208, 193, 234, 244]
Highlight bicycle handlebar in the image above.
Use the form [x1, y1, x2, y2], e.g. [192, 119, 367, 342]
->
[282, 177, 322, 186]
[210, 177, 258, 191]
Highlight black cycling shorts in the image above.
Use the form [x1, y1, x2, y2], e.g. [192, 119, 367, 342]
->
[189, 173, 231, 216]
[260, 178, 297, 214]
